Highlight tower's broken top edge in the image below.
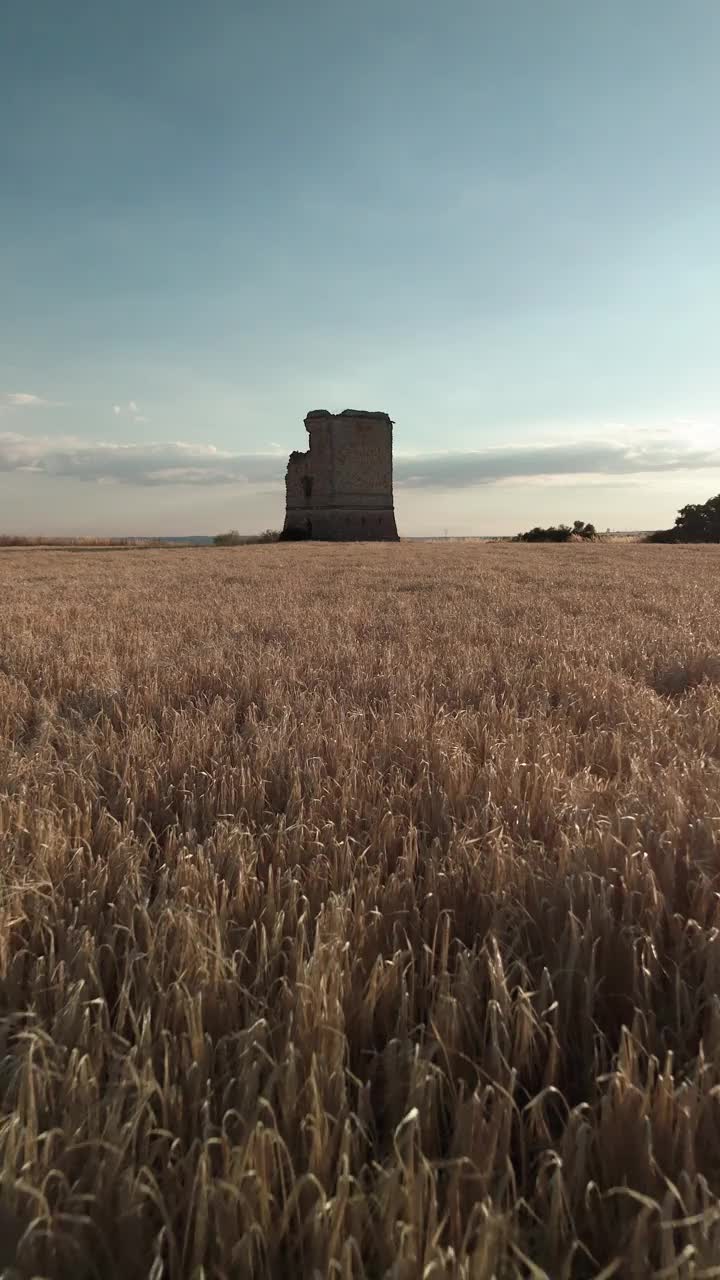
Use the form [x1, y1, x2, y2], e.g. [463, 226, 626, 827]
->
[305, 408, 394, 424]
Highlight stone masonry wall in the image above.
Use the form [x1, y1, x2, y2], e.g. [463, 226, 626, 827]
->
[331, 418, 392, 498]
[282, 409, 399, 541]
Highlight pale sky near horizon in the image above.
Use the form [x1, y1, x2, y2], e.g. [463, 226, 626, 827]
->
[2, 0, 720, 536]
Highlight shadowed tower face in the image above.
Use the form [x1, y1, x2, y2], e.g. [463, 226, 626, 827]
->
[283, 409, 399, 541]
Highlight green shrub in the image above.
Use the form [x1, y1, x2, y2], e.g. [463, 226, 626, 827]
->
[647, 493, 720, 543]
[213, 529, 280, 546]
[516, 520, 596, 543]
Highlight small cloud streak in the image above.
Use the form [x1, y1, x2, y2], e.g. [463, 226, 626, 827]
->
[0, 427, 718, 489]
[1, 392, 53, 408]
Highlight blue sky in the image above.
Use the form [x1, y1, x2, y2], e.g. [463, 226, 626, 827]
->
[2, 0, 720, 535]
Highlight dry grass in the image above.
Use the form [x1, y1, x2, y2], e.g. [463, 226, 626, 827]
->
[1, 540, 720, 1278]
[0, 537, 189, 549]
[0, 537, 144, 548]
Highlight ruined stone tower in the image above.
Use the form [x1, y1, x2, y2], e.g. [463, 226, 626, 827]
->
[282, 409, 399, 541]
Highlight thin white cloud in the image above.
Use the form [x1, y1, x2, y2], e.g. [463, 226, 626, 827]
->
[1, 392, 53, 408]
[0, 434, 284, 486]
[113, 405, 121, 416]
[0, 427, 718, 489]
[394, 431, 720, 488]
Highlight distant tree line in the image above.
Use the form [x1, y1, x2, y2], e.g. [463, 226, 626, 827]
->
[211, 493, 720, 548]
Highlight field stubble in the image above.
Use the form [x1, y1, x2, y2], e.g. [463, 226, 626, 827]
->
[1, 542, 720, 1278]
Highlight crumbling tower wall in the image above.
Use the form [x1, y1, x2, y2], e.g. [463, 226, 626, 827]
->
[282, 409, 399, 541]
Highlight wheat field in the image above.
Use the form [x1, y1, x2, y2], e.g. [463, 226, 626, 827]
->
[1, 541, 720, 1279]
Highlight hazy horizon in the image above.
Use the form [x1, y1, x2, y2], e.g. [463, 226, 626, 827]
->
[3, 0, 720, 537]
